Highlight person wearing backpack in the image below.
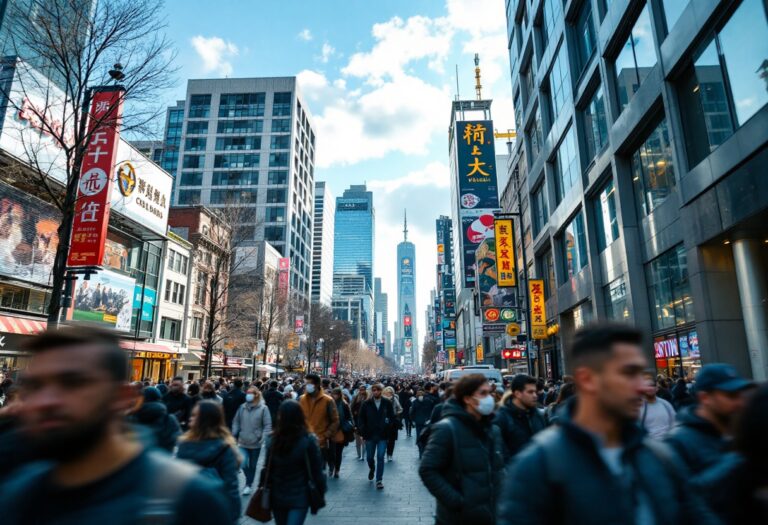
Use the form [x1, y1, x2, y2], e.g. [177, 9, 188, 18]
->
[233, 386, 273, 495]
[177, 400, 242, 523]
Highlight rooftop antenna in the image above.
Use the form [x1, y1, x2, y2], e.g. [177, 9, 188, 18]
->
[403, 209, 409, 242]
[474, 53, 483, 100]
[455, 64, 460, 101]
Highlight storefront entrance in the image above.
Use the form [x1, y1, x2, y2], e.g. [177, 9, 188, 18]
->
[654, 327, 701, 379]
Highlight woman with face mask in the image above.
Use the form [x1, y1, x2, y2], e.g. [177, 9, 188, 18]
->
[232, 387, 273, 496]
[409, 388, 434, 458]
[418, 374, 505, 525]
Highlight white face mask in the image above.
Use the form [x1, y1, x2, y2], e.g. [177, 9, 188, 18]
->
[245, 393, 255, 403]
[418, 396, 424, 401]
[305, 384, 316, 394]
[475, 395, 495, 416]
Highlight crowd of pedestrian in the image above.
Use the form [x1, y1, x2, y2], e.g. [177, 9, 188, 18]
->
[0, 322, 766, 524]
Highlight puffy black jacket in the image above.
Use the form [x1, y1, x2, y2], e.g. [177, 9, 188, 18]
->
[410, 397, 435, 426]
[263, 388, 284, 422]
[130, 401, 181, 451]
[357, 397, 395, 442]
[419, 399, 505, 525]
[162, 392, 193, 428]
[176, 439, 240, 522]
[222, 388, 246, 428]
[262, 433, 326, 510]
[665, 407, 730, 475]
[493, 399, 546, 462]
[399, 390, 412, 419]
[497, 400, 721, 525]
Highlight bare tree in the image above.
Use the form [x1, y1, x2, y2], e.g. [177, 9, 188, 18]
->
[421, 339, 438, 374]
[307, 303, 352, 373]
[0, 0, 176, 324]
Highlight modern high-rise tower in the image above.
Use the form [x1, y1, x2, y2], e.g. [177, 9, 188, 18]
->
[396, 212, 417, 371]
[311, 181, 334, 305]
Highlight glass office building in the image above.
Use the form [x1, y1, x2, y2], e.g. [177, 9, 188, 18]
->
[504, 0, 768, 380]
[397, 216, 417, 370]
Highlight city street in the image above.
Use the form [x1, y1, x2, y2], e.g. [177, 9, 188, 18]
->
[239, 432, 434, 524]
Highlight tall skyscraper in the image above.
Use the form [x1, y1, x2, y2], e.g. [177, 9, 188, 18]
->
[166, 77, 316, 301]
[504, 0, 768, 379]
[312, 181, 334, 305]
[374, 277, 390, 357]
[332, 184, 375, 343]
[435, 215, 456, 368]
[397, 212, 417, 371]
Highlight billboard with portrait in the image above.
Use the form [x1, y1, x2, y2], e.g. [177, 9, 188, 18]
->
[72, 269, 135, 331]
[0, 181, 61, 286]
[475, 238, 516, 308]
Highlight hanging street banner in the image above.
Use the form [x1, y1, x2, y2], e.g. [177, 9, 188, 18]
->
[456, 120, 499, 210]
[68, 89, 124, 267]
[494, 218, 516, 287]
[529, 279, 548, 340]
[476, 343, 484, 362]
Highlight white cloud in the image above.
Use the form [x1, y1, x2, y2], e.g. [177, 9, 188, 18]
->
[320, 42, 336, 63]
[190, 36, 239, 76]
[369, 161, 450, 193]
[298, 28, 313, 41]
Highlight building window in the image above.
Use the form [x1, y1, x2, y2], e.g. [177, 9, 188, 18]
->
[179, 171, 203, 186]
[268, 170, 288, 185]
[164, 279, 172, 302]
[574, 0, 596, 74]
[661, 0, 688, 33]
[218, 93, 266, 117]
[526, 106, 543, 163]
[594, 178, 619, 251]
[531, 182, 548, 236]
[178, 189, 200, 205]
[211, 188, 258, 204]
[168, 282, 185, 305]
[266, 207, 285, 222]
[269, 152, 289, 167]
[235, 225, 255, 242]
[272, 119, 291, 133]
[191, 316, 203, 339]
[184, 137, 206, 152]
[599, 0, 613, 21]
[160, 317, 182, 342]
[266, 189, 286, 203]
[186, 121, 208, 135]
[217, 119, 263, 134]
[604, 276, 630, 320]
[211, 171, 259, 186]
[614, 4, 656, 112]
[548, 41, 572, 124]
[213, 154, 260, 168]
[646, 244, 694, 331]
[195, 272, 208, 305]
[582, 85, 608, 162]
[188, 94, 211, 118]
[182, 155, 202, 169]
[214, 136, 261, 151]
[539, 0, 563, 51]
[270, 135, 291, 150]
[561, 211, 588, 281]
[554, 125, 579, 203]
[631, 117, 675, 217]
[523, 64, 535, 106]
[273, 92, 292, 116]
[542, 249, 556, 299]
[264, 226, 285, 242]
[677, 0, 768, 167]
[167, 249, 188, 275]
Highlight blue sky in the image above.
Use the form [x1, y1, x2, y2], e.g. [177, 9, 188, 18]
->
[161, 0, 513, 345]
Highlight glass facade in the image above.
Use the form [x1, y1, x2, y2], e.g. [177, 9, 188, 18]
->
[561, 211, 588, 281]
[583, 85, 608, 162]
[539, 0, 563, 50]
[646, 244, 694, 331]
[549, 41, 572, 124]
[662, 0, 688, 33]
[531, 182, 548, 236]
[554, 125, 579, 202]
[631, 118, 676, 217]
[605, 276, 630, 320]
[218, 93, 265, 117]
[574, 0, 596, 74]
[614, 5, 656, 111]
[594, 178, 619, 251]
[526, 106, 543, 162]
[333, 186, 375, 293]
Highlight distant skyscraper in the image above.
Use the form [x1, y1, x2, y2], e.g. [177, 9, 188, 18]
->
[397, 212, 417, 371]
[435, 215, 456, 368]
[333, 184, 374, 292]
[312, 182, 334, 305]
[374, 277, 390, 357]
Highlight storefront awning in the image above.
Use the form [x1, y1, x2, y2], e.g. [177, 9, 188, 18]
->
[190, 351, 224, 365]
[255, 364, 285, 374]
[119, 340, 179, 355]
[0, 315, 46, 335]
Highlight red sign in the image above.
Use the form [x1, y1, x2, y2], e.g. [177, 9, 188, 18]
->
[278, 257, 290, 301]
[502, 347, 527, 360]
[404, 315, 411, 326]
[68, 90, 124, 267]
[484, 308, 500, 322]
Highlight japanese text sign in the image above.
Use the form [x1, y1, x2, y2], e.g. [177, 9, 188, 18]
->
[68, 89, 123, 266]
[455, 120, 499, 210]
[494, 219, 516, 287]
[529, 279, 547, 340]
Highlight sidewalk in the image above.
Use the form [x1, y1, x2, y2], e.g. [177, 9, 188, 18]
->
[239, 430, 435, 524]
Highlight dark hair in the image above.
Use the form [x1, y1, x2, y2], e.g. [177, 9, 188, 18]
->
[331, 387, 343, 398]
[305, 373, 320, 385]
[269, 380, 278, 389]
[233, 379, 243, 388]
[511, 374, 537, 393]
[555, 382, 576, 404]
[272, 400, 308, 455]
[452, 374, 488, 407]
[569, 323, 643, 369]
[172, 376, 183, 383]
[187, 383, 200, 396]
[22, 326, 128, 382]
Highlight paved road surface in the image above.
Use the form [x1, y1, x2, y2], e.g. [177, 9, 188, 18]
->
[239, 430, 435, 524]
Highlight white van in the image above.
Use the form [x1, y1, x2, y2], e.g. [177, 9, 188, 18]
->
[439, 366, 503, 384]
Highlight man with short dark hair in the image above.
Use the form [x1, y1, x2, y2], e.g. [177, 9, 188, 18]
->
[493, 374, 546, 461]
[163, 376, 193, 429]
[498, 323, 720, 525]
[262, 379, 283, 422]
[222, 378, 246, 428]
[0, 327, 230, 524]
[358, 383, 395, 489]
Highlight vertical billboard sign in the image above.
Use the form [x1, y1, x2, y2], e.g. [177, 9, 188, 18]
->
[460, 211, 495, 288]
[278, 257, 290, 303]
[68, 89, 124, 267]
[529, 279, 547, 339]
[494, 218, 516, 287]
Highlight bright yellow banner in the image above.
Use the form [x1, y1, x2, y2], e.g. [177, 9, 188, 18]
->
[476, 343, 484, 362]
[449, 349, 456, 364]
[529, 279, 548, 340]
[494, 219, 516, 287]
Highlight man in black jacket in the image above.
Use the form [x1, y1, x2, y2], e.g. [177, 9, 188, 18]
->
[357, 383, 394, 489]
[262, 380, 284, 423]
[498, 323, 720, 525]
[222, 378, 246, 428]
[493, 374, 546, 462]
[163, 377, 194, 429]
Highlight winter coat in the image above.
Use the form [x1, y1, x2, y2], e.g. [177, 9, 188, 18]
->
[222, 388, 246, 428]
[357, 397, 395, 442]
[350, 394, 368, 426]
[262, 433, 326, 510]
[162, 392, 194, 428]
[410, 397, 435, 426]
[130, 400, 181, 451]
[176, 439, 241, 522]
[232, 401, 272, 449]
[333, 400, 354, 444]
[399, 390, 413, 420]
[497, 399, 721, 525]
[671, 382, 695, 411]
[298, 390, 340, 445]
[419, 399, 505, 525]
[665, 407, 731, 475]
[493, 399, 547, 462]
[263, 388, 284, 422]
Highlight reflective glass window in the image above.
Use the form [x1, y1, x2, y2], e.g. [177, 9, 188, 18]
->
[554, 125, 579, 202]
[583, 85, 608, 161]
[614, 5, 656, 112]
[631, 118, 675, 216]
[594, 178, 620, 251]
[549, 42, 572, 123]
[561, 211, 588, 281]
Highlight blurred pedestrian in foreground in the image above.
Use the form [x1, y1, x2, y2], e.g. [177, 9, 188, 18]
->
[419, 374, 505, 525]
[257, 400, 326, 525]
[493, 374, 546, 462]
[0, 327, 230, 524]
[497, 324, 720, 525]
[232, 385, 272, 495]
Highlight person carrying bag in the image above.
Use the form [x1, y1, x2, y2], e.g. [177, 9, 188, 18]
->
[245, 450, 273, 522]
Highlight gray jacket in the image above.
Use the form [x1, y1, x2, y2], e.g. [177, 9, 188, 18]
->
[232, 401, 272, 449]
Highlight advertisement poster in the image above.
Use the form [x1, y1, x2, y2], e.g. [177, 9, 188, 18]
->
[475, 239, 517, 308]
[73, 269, 135, 330]
[132, 285, 156, 323]
[494, 218, 516, 287]
[529, 279, 547, 339]
[0, 181, 61, 286]
[456, 120, 499, 210]
[460, 211, 495, 288]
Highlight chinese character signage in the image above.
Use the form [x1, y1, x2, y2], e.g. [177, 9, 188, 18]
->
[456, 120, 499, 210]
[476, 238, 517, 309]
[529, 279, 547, 340]
[449, 349, 455, 365]
[494, 218, 516, 287]
[68, 89, 124, 267]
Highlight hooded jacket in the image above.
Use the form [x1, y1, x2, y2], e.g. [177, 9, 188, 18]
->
[263, 433, 326, 510]
[497, 400, 721, 525]
[263, 387, 284, 422]
[130, 400, 181, 452]
[410, 396, 435, 426]
[176, 439, 240, 522]
[665, 407, 731, 475]
[493, 398, 547, 462]
[419, 399, 505, 525]
[232, 400, 272, 449]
